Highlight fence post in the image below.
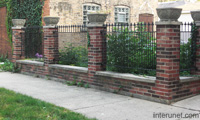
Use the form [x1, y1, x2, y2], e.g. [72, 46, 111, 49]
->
[87, 23, 107, 83]
[43, 26, 59, 65]
[191, 11, 200, 75]
[12, 27, 25, 63]
[155, 9, 182, 102]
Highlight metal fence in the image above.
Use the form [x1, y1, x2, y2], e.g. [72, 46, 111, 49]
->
[57, 25, 88, 67]
[21, 23, 197, 75]
[57, 25, 87, 33]
[180, 23, 197, 74]
[22, 26, 43, 58]
[102, 23, 157, 75]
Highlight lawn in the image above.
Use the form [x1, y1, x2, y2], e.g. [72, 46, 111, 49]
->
[0, 88, 96, 120]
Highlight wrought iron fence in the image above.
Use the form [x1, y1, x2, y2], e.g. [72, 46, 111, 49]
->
[180, 22, 197, 75]
[57, 25, 88, 67]
[57, 25, 87, 33]
[102, 23, 157, 76]
[22, 26, 43, 58]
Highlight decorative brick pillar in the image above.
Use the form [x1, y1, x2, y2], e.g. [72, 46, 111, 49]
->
[191, 11, 200, 75]
[156, 8, 182, 102]
[43, 26, 59, 64]
[194, 26, 200, 75]
[12, 27, 25, 63]
[87, 20, 107, 83]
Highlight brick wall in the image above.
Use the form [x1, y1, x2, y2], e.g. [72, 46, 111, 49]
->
[0, 7, 12, 59]
[17, 61, 200, 104]
[42, 0, 50, 25]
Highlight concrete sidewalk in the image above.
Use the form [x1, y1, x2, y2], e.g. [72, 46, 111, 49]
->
[0, 72, 200, 120]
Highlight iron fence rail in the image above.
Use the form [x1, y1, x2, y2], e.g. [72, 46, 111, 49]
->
[57, 25, 87, 33]
[22, 26, 43, 58]
[180, 22, 197, 73]
[102, 23, 157, 75]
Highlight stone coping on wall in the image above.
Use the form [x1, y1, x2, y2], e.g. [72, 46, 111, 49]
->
[180, 76, 200, 83]
[16, 60, 200, 83]
[96, 71, 200, 84]
[16, 60, 44, 66]
[49, 64, 88, 73]
[95, 71, 156, 83]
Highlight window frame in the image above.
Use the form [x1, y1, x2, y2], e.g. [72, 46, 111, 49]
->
[115, 6, 130, 24]
[82, 4, 101, 26]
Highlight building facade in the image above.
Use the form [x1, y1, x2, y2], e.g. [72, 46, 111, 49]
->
[44, 0, 158, 25]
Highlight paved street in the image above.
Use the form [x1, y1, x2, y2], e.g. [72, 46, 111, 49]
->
[0, 72, 199, 120]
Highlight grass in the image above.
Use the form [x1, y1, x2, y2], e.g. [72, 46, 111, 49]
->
[0, 88, 96, 120]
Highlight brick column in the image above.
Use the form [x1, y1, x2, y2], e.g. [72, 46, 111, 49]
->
[43, 26, 59, 64]
[12, 27, 25, 63]
[87, 26, 107, 83]
[156, 21, 182, 101]
[191, 14, 200, 75]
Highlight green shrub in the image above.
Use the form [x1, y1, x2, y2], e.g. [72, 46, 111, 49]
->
[180, 24, 198, 76]
[0, 59, 13, 72]
[59, 44, 88, 67]
[107, 24, 156, 75]
[0, 54, 7, 62]
[0, 59, 20, 72]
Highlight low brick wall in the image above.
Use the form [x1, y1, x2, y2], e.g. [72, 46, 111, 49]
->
[16, 60, 200, 104]
[17, 60, 46, 76]
[49, 64, 88, 83]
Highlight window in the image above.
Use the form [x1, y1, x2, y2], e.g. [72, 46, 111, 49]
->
[83, 4, 100, 26]
[115, 6, 129, 24]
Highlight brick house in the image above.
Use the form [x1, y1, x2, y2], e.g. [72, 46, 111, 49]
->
[43, 0, 158, 25]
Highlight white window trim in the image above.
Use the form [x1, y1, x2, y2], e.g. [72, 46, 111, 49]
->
[115, 6, 130, 24]
[83, 4, 101, 26]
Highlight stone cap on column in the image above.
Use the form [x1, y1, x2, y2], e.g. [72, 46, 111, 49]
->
[156, 8, 182, 25]
[87, 13, 108, 27]
[12, 19, 26, 28]
[191, 10, 200, 26]
[43, 16, 60, 28]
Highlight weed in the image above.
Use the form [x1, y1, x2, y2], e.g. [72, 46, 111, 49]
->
[84, 83, 90, 88]
[45, 75, 51, 80]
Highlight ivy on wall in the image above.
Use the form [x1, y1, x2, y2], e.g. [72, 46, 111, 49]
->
[0, 0, 6, 8]
[2, 0, 45, 47]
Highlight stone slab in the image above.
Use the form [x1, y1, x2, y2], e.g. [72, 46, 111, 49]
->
[49, 64, 88, 73]
[16, 60, 44, 66]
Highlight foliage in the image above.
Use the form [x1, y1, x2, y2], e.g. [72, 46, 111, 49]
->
[0, 59, 20, 72]
[180, 23, 198, 75]
[59, 44, 88, 67]
[180, 38, 193, 70]
[66, 80, 90, 88]
[106, 24, 156, 75]
[0, 54, 7, 62]
[0, 88, 96, 120]
[0, 59, 13, 71]
[5, 0, 44, 49]
[0, 0, 6, 8]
